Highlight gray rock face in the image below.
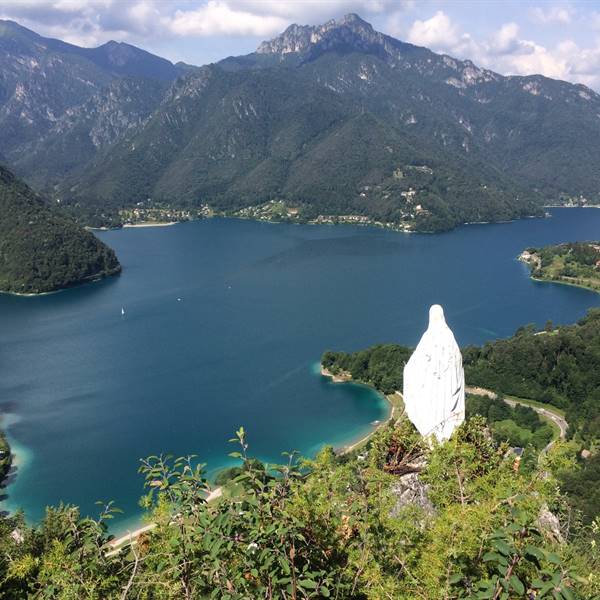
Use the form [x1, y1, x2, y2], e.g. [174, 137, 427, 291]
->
[14, 77, 167, 188]
[257, 14, 388, 57]
[537, 505, 564, 543]
[389, 471, 435, 518]
[403, 305, 465, 442]
[0, 19, 178, 169]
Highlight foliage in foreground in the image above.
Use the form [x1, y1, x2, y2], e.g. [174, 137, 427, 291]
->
[0, 419, 598, 599]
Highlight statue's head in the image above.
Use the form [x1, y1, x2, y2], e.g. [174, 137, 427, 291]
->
[429, 304, 445, 326]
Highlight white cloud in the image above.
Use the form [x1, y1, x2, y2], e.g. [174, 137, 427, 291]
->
[478, 26, 592, 85]
[168, 2, 287, 37]
[226, 1, 411, 22]
[166, 0, 412, 38]
[407, 10, 459, 50]
[530, 6, 572, 25]
[489, 22, 521, 55]
[502, 42, 568, 81]
[401, 9, 600, 90]
[0, 0, 412, 44]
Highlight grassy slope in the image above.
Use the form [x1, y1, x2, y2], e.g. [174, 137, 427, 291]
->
[524, 242, 600, 294]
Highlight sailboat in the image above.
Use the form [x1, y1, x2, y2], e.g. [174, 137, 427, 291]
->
[121, 306, 125, 316]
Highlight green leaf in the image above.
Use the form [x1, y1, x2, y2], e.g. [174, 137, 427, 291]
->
[525, 545, 546, 562]
[483, 551, 508, 566]
[538, 582, 555, 596]
[546, 552, 561, 565]
[560, 586, 575, 600]
[492, 539, 512, 556]
[510, 575, 525, 595]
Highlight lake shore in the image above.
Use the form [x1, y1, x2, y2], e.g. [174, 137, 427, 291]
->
[543, 204, 600, 209]
[106, 486, 223, 554]
[530, 274, 600, 295]
[519, 248, 600, 295]
[86, 221, 179, 231]
[106, 371, 395, 552]
[0, 268, 121, 298]
[0, 289, 60, 297]
[1, 365, 393, 543]
[122, 221, 178, 228]
[319, 366, 404, 455]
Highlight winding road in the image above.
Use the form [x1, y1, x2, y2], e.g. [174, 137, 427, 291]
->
[466, 386, 568, 452]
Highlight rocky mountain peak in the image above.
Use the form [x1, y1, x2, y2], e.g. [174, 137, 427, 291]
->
[95, 39, 153, 67]
[335, 13, 373, 30]
[256, 13, 384, 56]
[0, 19, 50, 53]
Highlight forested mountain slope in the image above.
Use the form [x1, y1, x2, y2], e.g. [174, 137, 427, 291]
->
[3, 15, 600, 231]
[0, 165, 120, 294]
[58, 15, 600, 230]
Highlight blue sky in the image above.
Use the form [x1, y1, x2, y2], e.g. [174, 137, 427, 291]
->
[1, 1, 600, 89]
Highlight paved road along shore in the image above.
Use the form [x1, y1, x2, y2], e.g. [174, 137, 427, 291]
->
[466, 386, 568, 452]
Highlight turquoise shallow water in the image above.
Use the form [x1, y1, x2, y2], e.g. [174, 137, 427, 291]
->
[1, 209, 599, 531]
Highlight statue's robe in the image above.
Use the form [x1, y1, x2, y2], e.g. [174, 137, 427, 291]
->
[403, 305, 465, 442]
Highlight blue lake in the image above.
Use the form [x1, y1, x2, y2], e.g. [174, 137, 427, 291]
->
[1, 208, 599, 531]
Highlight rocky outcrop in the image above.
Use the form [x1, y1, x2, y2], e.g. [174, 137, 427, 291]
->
[390, 470, 435, 518]
[537, 505, 564, 543]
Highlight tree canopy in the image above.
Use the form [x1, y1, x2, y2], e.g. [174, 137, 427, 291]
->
[0, 165, 120, 294]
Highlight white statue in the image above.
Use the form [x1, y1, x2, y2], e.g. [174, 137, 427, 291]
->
[403, 305, 465, 442]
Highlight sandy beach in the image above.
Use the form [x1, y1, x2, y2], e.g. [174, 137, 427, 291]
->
[122, 221, 178, 228]
[319, 367, 403, 453]
[107, 487, 223, 554]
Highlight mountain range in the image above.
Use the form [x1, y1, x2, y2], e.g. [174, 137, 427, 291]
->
[2, 14, 600, 232]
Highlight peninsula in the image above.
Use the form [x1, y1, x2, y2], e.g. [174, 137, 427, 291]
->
[0, 165, 120, 295]
[519, 242, 600, 293]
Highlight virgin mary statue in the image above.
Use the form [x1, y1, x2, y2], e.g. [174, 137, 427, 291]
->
[403, 305, 465, 442]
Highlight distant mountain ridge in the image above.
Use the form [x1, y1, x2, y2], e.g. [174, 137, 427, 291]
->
[0, 19, 184, 172]
[2, 15, 600, 231]
[0, 20, 178, 80]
